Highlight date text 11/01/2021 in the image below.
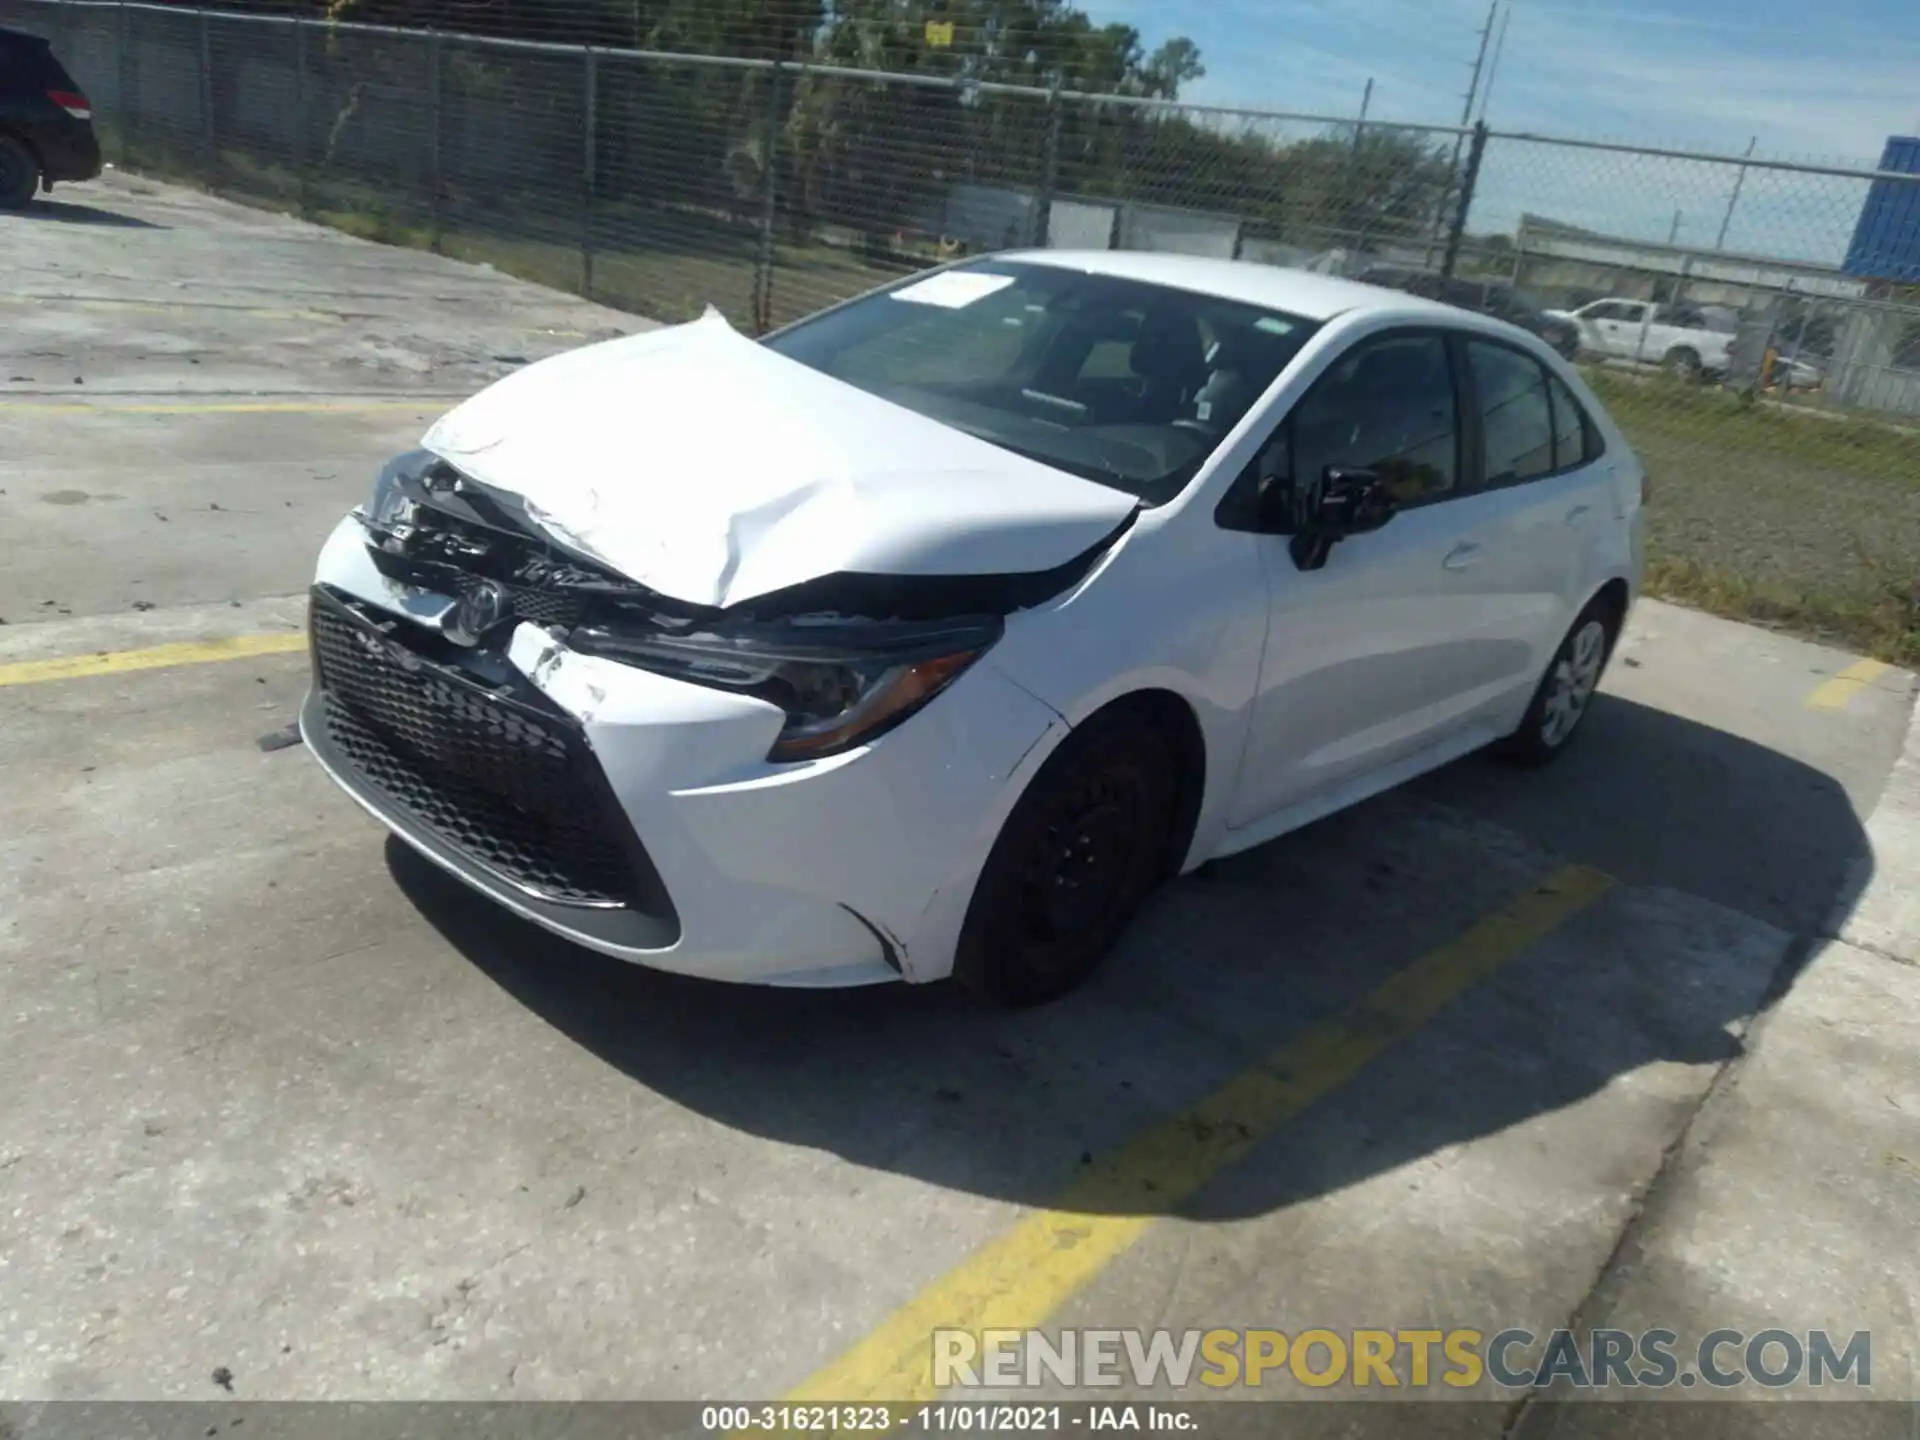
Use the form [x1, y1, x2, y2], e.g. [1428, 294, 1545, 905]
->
[703, 1404, 1196, 1432]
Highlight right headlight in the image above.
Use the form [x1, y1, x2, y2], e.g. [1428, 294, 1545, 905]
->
[568, 614, 1004, 763]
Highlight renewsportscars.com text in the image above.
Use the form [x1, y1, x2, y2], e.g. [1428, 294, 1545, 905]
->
[933, 1326, 1873, 1391]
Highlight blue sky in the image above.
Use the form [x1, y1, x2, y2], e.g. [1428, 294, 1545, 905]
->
[1085, 0, 1920, 260]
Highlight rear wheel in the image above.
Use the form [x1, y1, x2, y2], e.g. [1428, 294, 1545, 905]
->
[1495, 599, 1619, 767]
[0, 135, 39, 209]
[955, 710, 1178, 1007]
[1663, 346, 1703, 382]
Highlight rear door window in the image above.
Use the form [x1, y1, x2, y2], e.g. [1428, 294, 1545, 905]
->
[1467, 340, 1555, 486]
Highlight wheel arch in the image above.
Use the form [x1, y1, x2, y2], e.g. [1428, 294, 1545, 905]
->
[1589, 575, 1631, 637]
[0, 127, 44, 167]
[1067, 687, 1209, 882]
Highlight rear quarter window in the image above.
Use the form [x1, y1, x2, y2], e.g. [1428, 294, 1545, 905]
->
[1548, 372, 1607, 467]
[40, 48, 81, 90]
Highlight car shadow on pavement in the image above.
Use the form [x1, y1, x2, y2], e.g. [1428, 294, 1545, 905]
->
[391, 691, 1867, 1222]
[21, 198, 165, 228]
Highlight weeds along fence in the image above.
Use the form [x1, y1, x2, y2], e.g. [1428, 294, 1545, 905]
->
[5, 0, 1920, 658]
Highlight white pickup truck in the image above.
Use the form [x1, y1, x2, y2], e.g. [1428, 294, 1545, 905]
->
[1543, 298, 1736, 379]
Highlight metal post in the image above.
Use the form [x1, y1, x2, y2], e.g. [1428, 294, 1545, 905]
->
[582, 47, 598, 299]
[198, 9, 214, 171]
[117, 0, 132, 169]
[1439, 121, 1487, 280]
[752, 60, 786, 334]
[1031, 86, 1062, 248]
[428, 28, 443, 253]
[1347, 77, 1373, 252]
[293, 17, 308, 218]
[1634, 290, 1656, 361]
[1715, 136, 1755, 252]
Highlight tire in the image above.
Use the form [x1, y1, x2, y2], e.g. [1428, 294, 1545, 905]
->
[1494, 599, 1620, 767]
[0, 135, 40, 210]
[1663, 346, 1702, 382]
[954, 709, 1179, 1007]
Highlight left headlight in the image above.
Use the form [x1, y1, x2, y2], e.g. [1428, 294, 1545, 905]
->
[359, 448, 435, 537]
[569, 615, 1005, 763]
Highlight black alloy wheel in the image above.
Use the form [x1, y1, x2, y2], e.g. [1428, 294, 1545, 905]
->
[956, 710, 1178, 1007]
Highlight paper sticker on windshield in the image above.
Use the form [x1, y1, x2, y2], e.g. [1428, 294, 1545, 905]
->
[890, 272, 1017, 309]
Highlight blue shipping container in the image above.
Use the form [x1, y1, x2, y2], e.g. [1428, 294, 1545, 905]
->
[1843, 136, 1920, 283]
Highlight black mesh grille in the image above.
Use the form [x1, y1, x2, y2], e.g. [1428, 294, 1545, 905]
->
[310, 587, 651, 909]
[455, 574, 586, 630]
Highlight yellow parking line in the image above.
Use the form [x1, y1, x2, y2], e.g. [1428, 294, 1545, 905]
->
[0, 632, 307, 689]
[783, 864, 1616, 1406]
[1807, 659, 1890, 711]
[0, 399, 444, 416]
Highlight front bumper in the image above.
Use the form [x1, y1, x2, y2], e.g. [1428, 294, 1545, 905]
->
[303, 515, 1068, 987]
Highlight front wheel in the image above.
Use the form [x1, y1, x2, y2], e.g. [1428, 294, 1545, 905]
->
[955, 710, 1178, 1007]
[0, 135, 41, 210]
[1495, 602, 1618, 767]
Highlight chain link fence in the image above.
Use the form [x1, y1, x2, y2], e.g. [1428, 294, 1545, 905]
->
[5, 0, 1919, 659]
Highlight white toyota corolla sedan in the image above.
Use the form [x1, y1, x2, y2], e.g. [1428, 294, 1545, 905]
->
[301, 251, 1645, 1005]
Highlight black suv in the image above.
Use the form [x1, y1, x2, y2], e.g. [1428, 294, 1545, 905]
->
[0, 24, 101, 207]
[1356, 265, 1581, 360]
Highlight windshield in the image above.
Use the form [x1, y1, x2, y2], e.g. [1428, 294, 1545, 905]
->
[762, 259, 1320, 505]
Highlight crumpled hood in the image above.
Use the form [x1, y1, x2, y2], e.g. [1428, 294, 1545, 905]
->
[419, 309, 1138, 610]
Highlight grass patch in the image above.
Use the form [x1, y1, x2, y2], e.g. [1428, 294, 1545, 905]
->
[1585, 369, 1920, 486]
[1643, 556, 1920, 667]
[1587, 368, 1920, 663]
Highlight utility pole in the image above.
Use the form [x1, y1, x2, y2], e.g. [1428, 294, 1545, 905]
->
[1430, 1, 1500, 266]
[1715, 136, 1756, 252]
[1460, 2, 1499, 134]
[1476, 0, 1513, 124]
[1668, 209, 1683, 245]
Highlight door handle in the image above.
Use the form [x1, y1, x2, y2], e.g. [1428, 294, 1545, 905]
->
[1565, 504, 1593, 525]
[1442, 542, 1484, 571]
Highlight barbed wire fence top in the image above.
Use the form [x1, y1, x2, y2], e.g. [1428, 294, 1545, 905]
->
[5, 0, 1919, 660]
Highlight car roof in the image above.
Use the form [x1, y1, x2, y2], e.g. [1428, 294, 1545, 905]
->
[0, 24, 52, 44]
[993, 249, 1458, 324]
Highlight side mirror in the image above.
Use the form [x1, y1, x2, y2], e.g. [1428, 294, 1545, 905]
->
[1288, 466, 1398, 572]
[1317, 466, 1396, 534]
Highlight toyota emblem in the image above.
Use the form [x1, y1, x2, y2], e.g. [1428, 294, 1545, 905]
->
[446, 580, 511, 647]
